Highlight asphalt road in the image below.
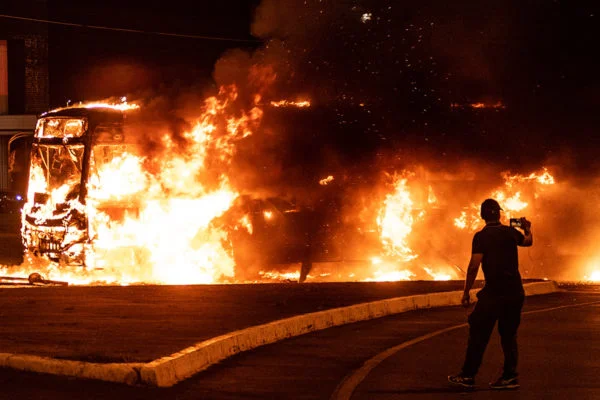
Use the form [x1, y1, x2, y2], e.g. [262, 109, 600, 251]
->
[0, 288, 598, 400]
[0, 281, 470, 362]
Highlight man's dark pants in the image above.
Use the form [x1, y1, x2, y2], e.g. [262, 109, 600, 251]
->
[461, 291, 525, 377]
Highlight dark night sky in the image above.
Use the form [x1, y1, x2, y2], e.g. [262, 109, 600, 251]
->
[47, 0, 262, 103]
[18, 0, 600, 175]
[44, 1, 599, 105]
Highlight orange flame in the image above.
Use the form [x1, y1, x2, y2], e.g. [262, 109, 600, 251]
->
[43, 98, 140, 114]
[18, 87, 262, 285]
[586, 271, 600, 282]
[270, 100, 311, 108]
[6, 101, 564, 286]
[377, 177, 418, 262]
[319, 175, 334, 186]
[454, 167, 556, 231]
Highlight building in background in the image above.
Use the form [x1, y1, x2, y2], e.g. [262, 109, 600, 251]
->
[0, 0, 49, 193]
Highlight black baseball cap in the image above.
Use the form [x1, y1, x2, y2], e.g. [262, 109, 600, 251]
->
[480, 198, 503, 220]
[481, 198, 503, 212]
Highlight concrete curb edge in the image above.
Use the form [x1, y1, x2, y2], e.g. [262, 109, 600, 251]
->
[139, 280, 559, 387]
[0, 353, 143, 385]
[0, 281, 559, 386]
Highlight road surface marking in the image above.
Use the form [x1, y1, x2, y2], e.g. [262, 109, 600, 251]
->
[330, 299, 600, 400]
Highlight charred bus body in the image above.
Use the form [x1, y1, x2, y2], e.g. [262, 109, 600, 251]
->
[22, 107, 137, 267]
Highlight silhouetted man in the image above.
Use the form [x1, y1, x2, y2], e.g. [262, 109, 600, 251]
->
[448, 198, 532, 390]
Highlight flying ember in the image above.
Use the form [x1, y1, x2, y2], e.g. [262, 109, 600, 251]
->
[319, 175, 334, 185]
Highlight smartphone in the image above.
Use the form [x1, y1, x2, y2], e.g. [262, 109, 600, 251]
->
[509, 218, 522, 228]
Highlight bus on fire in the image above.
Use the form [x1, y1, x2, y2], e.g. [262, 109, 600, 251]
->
[20, 104, 340, 281]
[21, 106, 140, 268]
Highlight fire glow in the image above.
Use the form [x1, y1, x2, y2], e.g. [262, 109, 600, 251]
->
[270, 100, 311, 108]
[42, 98, 140, 115]
[586, 271, 600, 282]
[451, 101, 506, 110]
[319, 175, 334, 186]
[0, 89, 568, 285]
[363, 167, 556, 282]
[12, 88, 262, 285]
[454, 168, 555, 231]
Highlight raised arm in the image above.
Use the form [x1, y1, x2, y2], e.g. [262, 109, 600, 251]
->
[521, 218, 533, 247]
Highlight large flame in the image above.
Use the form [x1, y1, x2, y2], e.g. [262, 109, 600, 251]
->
[0, 90, 570, 286]
[362, 168, 556, 282]
[13, 87, 262, 285]
[378, 176, 418, 262]
[364, 175, 424, 281]
[454, 167, 556, 231]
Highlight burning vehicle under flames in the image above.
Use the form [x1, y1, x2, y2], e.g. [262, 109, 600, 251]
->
[22, 106, 140, 267]
[19, 101, 352, 283]
[13, 95, 569, 285]
[216, 195, 357, 282]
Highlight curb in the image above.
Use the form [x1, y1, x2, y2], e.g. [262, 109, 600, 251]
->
[0, 353, 143, 385]
[139, 280, 559, 387]
[1, 281, 559, 387]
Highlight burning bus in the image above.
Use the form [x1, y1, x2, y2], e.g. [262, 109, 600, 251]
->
[21, 105, 141, 268]
[11, 97, 567, 284]
[18, 98, 339, 283]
